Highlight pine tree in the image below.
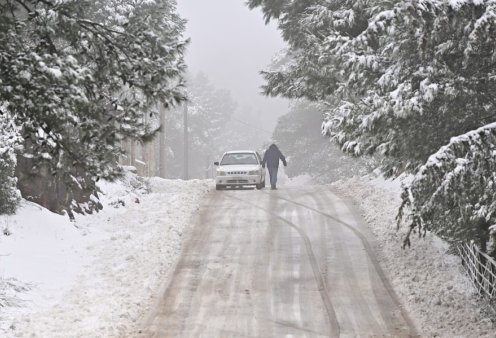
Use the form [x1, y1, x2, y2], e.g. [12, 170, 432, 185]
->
[272, 100, 374, 181]
[323, 0, 496, 175]
[398, 123, 496, 255]
[250, 0, 496, 173]
[0, 0, 187, 212]
[250, 0, 496, 252]
[0, 105, 21, 214]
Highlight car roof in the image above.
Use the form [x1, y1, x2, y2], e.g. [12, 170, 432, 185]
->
[224, 150, 257, 154]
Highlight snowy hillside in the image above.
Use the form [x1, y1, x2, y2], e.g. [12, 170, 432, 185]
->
[330, 176, 495, 337]
[1, 170, 495, 337]
[0, 170, 211, 337]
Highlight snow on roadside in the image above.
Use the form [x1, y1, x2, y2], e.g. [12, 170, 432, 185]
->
[0, 170, 212, 337]
[330, 176, 495, 337]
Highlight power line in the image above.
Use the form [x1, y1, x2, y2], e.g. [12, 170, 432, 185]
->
[229, 117, 274, 135]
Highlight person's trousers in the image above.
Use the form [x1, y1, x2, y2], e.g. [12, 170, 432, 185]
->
[267, 167, 278, 188]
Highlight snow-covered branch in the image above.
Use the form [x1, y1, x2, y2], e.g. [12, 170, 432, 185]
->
[0, 0, 188, 214]
[399, 122, 496, 254]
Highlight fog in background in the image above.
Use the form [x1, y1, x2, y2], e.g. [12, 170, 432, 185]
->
[176, 0, 289, 140]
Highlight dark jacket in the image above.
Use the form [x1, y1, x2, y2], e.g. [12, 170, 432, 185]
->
[262, 144, 287, 168]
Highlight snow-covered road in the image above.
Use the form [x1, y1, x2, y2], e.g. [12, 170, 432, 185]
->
[143, 186, 417, 337]
[2, 172, 494, 337]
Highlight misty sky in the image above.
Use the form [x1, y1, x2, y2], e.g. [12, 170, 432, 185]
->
[176, 0, 289, 131]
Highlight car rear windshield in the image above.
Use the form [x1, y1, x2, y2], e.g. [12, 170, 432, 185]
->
[220, 153, 258, 165]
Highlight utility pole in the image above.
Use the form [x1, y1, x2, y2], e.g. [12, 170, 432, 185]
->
[159, 106, 166, 178]
[205, 155, 211, 179]
[183, 103, 189, 180]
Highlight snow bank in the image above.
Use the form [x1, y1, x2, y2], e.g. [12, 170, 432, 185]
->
[0, 170, 212, 337]
[3, 168, 493, 337]
[330, 176, 495, 337]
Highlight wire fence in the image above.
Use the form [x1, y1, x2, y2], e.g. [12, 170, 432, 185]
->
[458, 242, 496, 302]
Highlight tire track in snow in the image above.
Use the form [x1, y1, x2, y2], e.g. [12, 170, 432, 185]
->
[226, 192, 341, 338]
[261, 188, 418, 336]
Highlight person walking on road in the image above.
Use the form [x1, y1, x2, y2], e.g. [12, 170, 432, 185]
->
[262, 144, 287, 190]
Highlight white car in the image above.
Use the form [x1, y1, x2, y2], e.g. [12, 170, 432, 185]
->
[214, 150, 266, 190]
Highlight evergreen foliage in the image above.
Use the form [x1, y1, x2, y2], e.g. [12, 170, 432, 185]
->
[398, 124, 496, 254]
[0, 0, 187, 210]
[249, 0, 496, 251]
[0, 108, 21, 214]
[272, 100, 374, 181]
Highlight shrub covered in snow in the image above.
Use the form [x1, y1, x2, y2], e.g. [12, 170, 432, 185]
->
[0, 153, 19, 215]
[399, 124, 496, 255]
[0, 110, 20, 215]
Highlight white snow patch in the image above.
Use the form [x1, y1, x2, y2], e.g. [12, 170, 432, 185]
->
[3, 167, 494, 337]
[0, 170, 212, 337]
[330, 176, 495, 337]
[46, 67, 62, 79]
[272, 166, 313, 187]
[18, 71, 32, 81]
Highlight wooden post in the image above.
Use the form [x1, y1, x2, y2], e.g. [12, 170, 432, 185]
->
[159, 106, 166, 178]
[183, 103, 189, 180]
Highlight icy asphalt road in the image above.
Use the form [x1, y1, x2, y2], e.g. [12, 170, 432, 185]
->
[143, 186, 417, 337]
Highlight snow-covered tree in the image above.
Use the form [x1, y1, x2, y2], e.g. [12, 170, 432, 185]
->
[0, 106, 21, 214]
[323, 0, 496, 175]
[250, 0, 496, 173]
[272, 100, 374, 181]
[250, 0, 496, 252]
[247, 0, 379, 100]
[0, 0, 187, 212]
[247, 0, 397, 164]
[354, 1, 496, 253]
[398, 124, 496, 255]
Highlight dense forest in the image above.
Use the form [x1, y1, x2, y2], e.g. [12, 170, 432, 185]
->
[0, 0, 187, 215]
[248, 0, 496, 255]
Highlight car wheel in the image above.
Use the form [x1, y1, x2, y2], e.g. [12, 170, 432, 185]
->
[216, 184, 224, 190]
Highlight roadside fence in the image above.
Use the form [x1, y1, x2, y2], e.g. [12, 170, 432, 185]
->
[458, 242, 496, 304]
